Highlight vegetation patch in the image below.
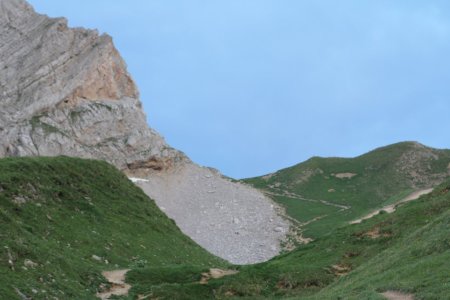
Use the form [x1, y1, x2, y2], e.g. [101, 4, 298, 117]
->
[244, 142, 450, 239]
[30, 115, 66, 136]
[0, 157, 224, 299]
[124, 180, 450, 299]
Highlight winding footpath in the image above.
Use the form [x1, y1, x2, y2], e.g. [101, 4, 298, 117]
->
[265, 190, 350, 211]
[350, 189, 433, 224]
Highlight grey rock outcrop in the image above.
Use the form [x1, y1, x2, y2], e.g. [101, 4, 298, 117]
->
[0, 0, 291, 264]
[0, 0, 182, 167]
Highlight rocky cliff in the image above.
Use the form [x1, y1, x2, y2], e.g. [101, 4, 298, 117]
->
[0, 0, 181, 168]
[0, 0, 291, 264]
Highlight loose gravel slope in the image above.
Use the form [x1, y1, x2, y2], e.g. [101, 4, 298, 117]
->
[134, 163, 291, 265]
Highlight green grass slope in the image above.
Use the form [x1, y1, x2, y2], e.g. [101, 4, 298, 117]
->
[244, 142, 450, 238]
[126, 178, 450, 299]
[305, 188, 450, 300]
[0, 157, 224, 299]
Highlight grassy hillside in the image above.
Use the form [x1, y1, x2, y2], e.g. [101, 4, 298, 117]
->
[244, 142, 450, 238]
[125, 177, 450, 299]
[0, 157, 224, 299]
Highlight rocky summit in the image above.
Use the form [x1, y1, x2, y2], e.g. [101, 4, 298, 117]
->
[0, 0, 291, 264]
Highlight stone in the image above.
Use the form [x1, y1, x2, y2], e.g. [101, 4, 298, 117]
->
[12, 196, 27, 205]
[91, 255, 102, 262]
[24, 259, 38, 268]
[274, 227, 284, 233]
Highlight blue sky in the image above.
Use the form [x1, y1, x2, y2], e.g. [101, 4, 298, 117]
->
[28, 0, 450, 178]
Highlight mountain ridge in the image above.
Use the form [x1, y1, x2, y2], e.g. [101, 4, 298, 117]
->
[244, 141, 450, 238]
[256, 141, 447, 178]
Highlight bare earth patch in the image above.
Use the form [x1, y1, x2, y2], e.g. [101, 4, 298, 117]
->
[97, 269, 131, 300]
[200, 268, 239, 284]
[362, 227, 392, 239]
[334, 173, 357, 179]
[330, 264, 352, 276]
[381, 290, 414, 300]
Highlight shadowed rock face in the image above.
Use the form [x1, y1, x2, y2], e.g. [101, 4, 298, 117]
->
[0, 0, 291, 264]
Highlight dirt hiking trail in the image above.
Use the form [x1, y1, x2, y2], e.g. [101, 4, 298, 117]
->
[350, 188, 433, 224]
[97, 269, 131, 300]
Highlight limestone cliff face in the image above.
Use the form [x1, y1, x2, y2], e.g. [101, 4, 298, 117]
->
[0, 0, 183, 168]
[0, 0, 291, 264]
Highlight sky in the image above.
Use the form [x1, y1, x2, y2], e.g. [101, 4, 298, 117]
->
[28, 0, 450, 179]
